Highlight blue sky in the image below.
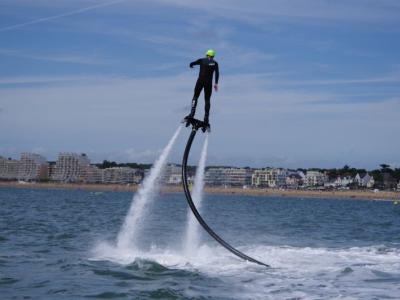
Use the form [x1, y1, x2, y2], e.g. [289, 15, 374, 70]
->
[0, 0, 399, 169]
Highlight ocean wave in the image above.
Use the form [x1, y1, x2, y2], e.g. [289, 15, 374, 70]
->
[89, 242, 400, 299]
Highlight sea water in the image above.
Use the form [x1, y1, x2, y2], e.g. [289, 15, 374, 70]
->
[1, 188, 400, 299]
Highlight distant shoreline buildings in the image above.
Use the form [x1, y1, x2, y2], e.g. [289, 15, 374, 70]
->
[0, 152, 399, 191]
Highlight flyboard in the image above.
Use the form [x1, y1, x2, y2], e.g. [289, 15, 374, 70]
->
[181, 116, 269, 267]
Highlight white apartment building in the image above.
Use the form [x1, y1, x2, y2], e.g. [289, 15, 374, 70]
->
[53, 153, 90, 182]
[18, 153, 48, 181]
[0, 156, 9, 179]
[163, 164, 182, 184]
[167, 174, 181, 184]
[304, 170, 328, 187]
[0, 156, 19, 180]
[83, 165, 104, 183]
[103, 167, 136, 184]
[205, 167, 226, 186]
[205, 167, 253, 186]
[252, 168, 287, 187]
[224, 168, 253, 186]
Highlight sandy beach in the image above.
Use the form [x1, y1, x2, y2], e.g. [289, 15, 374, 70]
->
[1, 181, 399, 201]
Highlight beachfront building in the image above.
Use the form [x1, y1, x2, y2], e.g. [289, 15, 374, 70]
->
[48, 163, 57, 179]
[354, 173, 362, 185]
[397, 180, 400, 191]
[304, 170, 328, 187]
[132, 170, 144, 184]
[166, 174, 181, 185]
[297, 171, 306, 182]
[17, 153, 49, 181]
[103, 167, 136, 184]
[83, 165, 104, 183]
[0, 156, 10, 179]
[336, 176, 353, 187]
[52, 153, 90, 182]
[325, 176, 354, 188]
[285, 173, 303, 188]
[252, 168, 287, 187]
[363, 175, 375, 188]
[163, 164, 182, 185]
[0, 156, 20, 180]
[205, 167, 253, 186]
[354, 173, 375, 188]
[205, 167, 226, 186]
[224, 168, 253, 186]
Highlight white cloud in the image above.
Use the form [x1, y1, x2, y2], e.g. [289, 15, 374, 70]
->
[0, 48, 111, 65]
[31, 147, 47, 155]
[156, 0, 400, 24]
[0, 75, 113, 85]
[124, 148, 162, 163]
[0, 147, 18, 159]
[267, 75, 400, 87]
[0, 0, 128, 32]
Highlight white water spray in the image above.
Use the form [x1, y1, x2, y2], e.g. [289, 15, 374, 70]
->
[184, 133, 209, 256]
[116, 126, 182, 249]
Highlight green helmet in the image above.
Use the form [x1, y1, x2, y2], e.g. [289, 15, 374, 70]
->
[206, 49, 216, 57]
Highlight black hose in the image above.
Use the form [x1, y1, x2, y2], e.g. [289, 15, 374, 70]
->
[181, 128, 269, 267]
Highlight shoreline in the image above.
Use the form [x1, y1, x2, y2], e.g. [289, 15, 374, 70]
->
[1, 181, 399, 201]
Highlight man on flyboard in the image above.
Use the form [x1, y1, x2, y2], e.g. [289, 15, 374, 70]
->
[184, 49, 219, 132]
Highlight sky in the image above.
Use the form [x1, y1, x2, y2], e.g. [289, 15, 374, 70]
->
[0, 0, 399, 169]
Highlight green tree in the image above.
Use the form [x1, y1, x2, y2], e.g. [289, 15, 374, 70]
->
[380, 164, 392, 172]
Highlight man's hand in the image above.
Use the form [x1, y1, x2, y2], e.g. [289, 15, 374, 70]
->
[214, 84, 218, 91]
[189, 63, 194, 68]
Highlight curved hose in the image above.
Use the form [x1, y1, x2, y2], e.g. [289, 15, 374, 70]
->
[181, 128, 269, 267]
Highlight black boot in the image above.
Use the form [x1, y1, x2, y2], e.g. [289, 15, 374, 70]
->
[183, 112, 193, 126]
[182, 110, 194, 127]
[202, 115, 211, 132]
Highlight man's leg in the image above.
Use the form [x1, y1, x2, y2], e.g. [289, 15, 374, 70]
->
[189, 79, 203, 118]
[203, 82, 212, 124]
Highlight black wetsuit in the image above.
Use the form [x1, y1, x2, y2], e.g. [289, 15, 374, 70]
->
[189, 57, 219, 122]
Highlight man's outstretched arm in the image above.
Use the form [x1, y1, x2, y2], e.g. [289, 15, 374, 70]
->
[190, 59, 201, 68]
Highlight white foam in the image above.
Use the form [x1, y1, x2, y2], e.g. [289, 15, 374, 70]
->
[91, 242, 400, 299]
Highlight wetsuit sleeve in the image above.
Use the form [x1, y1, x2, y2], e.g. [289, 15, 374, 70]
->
[190, 59, 201, 68]
[215, 62, 219, 84]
